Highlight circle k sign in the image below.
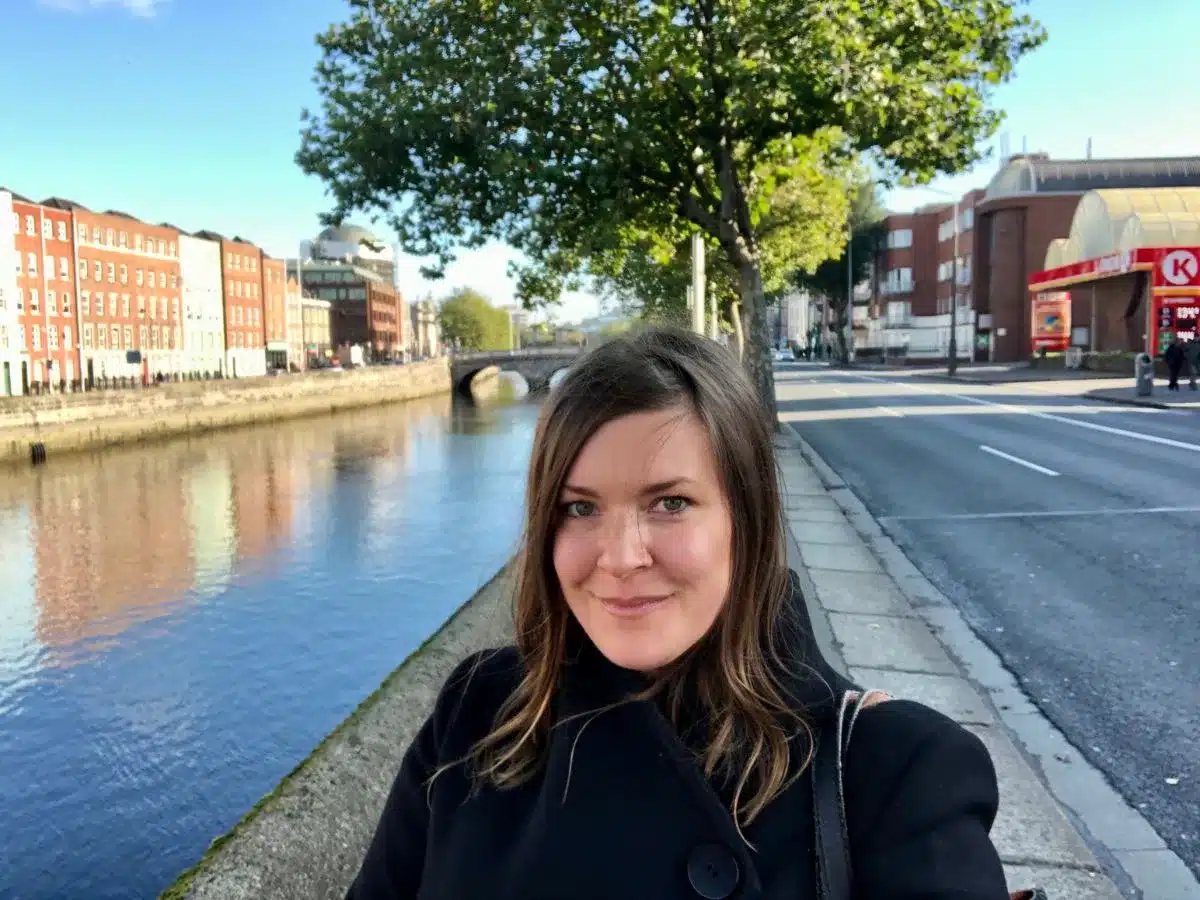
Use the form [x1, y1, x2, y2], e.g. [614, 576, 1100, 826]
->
[1160, 249, 1200, 286]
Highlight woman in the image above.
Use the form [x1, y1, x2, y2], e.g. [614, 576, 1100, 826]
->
[347, 326, 1010, 899]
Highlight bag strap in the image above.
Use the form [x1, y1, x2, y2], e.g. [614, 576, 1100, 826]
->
[811, 690, 1047, 900]
[811, 690, 890, 900]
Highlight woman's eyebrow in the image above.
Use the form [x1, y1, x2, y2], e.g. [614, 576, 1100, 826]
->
[561, 477, 694, 498]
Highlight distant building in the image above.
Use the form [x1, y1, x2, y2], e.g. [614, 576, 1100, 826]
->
[194, 231, 267, 378]
[288, 259, 403, 360]
[262, 256, 289, 371]
[178, 233, 226, 376]
[410, 298, 440, 358]
[70, 204, 184, 384]
[301, 296, 333, 362]
[0, 190, 31, 394]
[301, 224, 397, 288]
[285, 277, 306, 369]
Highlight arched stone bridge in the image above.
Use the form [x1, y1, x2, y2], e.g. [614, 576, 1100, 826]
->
[450, 347, 582, 394]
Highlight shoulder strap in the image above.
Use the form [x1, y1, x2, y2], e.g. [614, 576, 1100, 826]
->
[811, 690, 890, 900]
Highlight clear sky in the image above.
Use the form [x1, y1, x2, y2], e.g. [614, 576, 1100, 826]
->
[2, 0, 1197, 323]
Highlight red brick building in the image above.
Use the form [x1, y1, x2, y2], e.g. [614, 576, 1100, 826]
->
[289, 260, 404, 360]
[68, 203, 184, 384]
[195, 231, 266, 378]
[973, 155, 1200, 362]
[262, 256, 289, 371]
[11, 195, 82, 389]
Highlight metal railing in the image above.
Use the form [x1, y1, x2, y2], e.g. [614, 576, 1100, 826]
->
[450, 346, 582, 361]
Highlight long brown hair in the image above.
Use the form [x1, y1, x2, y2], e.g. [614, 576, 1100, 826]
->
[467, 325, 813, 830]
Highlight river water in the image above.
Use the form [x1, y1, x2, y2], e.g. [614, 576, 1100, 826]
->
[0, 391, 541, 900]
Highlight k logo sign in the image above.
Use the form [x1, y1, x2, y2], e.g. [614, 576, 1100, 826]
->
[1161, 249, 1200, 286]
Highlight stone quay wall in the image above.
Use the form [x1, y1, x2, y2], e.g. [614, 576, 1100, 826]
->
[0, 361, 452, 468]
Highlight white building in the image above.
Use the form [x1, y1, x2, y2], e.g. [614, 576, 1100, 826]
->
[0, 192, 28, 394]
[179, 233, 227, 376]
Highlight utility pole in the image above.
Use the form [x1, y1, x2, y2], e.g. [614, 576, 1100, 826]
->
[846, 229, 854, 364]
[690, 233, 707, 335]
[948, 199, 959, 376]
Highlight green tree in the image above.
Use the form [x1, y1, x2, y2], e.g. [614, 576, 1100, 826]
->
[299, 0, 1044, 423]
[439, 288, 513, 351]
[791, 177, 888, 363]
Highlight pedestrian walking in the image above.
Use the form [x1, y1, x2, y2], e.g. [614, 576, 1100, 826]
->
[346, 326, 1036, 900]
[1164, 335, 1185, 391]
[1185, 335, 1200, 391]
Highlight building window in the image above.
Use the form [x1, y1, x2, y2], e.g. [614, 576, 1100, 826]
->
[16, 288, 23, 311]
[135, 234, 144, 252]
[31, 325, 40, 350]
[110, 325, 119, 348]
[63, 326, 72, 350]
[81, 291, 90, 316]
[42, 218, 52, 239]
[61, 292, 71, 314]
[169, 242, 176, 257]
[122, 295, 130, 317]
[18, 325, 25, 349]
[887, 229, 913, 250]
[136, 269, 144, 287]
[140, 325, 149, 348]
[961, 208, 974, 231]
[78, 259, 87, 280]
[44, 255, 55, 280]
[94, 261, 102, 280]
[119, 264, 128, 284]
[30, 289, 39, 311]
[77, 224, 88, 243]
[84, 324, 94, 349]
[48, 325, 58, 350]
[158, 271, 166, 288]
[123, 326, 132, 349]
[59, 257, 69, 280]
[92, 226, 101, 243]
[25, 215, 35, 236]
[139, 296, 146, 318]
[105, 228, 114, 245]
[48, 290, 57, 314]
[156, 240, 165, 255]
[109, 293, 117, 316]
[27, 253, 37, 275]
[119, 231, 128, 248]
[57, 221, 67, 241]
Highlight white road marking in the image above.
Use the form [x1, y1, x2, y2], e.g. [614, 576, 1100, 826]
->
[881, 505, 1200, 523]
[979, 444, 1060, 476]
[846, 374, 1200, 455]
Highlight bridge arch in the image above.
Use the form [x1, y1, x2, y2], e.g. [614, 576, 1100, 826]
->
[449, 348, 582, 395]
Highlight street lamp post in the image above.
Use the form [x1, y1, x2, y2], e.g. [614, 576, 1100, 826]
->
[948, 199, 959, 376]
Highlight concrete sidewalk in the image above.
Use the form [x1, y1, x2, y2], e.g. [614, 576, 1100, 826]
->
[778, 426, 1200, 900]
[1087, 383, 1200, 411]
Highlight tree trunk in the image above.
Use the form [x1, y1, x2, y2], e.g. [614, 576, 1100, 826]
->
[834, 303, 849, 364]
[734, 260, 779, 429]
[730, 300, 745, 361]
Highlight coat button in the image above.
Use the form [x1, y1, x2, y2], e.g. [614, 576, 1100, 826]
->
[686, 843, 740, 899]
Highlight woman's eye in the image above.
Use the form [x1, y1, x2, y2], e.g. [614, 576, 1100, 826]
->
[655, 496, 690, 514]
[562, 500, 596, 518]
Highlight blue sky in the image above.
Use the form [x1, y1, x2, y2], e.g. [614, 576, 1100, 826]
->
[2, 0, 1197, 323]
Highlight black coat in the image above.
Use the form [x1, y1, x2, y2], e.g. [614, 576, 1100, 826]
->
[347, 578, 1009, 899]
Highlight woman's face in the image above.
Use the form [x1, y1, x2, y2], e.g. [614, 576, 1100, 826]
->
[552, 407, 733, 673]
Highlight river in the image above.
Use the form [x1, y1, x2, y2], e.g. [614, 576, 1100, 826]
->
[0, 392, 541, 900]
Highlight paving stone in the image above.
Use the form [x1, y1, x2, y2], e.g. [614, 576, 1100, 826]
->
[790, 520, 861, 546]
[827, 611, 957, 674]
[808, 569, 914, 617]
[799, 542, 883, 573]
[849, 667, 996, 725]
[1112, 849, 1200, 900]
[966, 724, 1099, 869]
[1002, 865, 1123, 900]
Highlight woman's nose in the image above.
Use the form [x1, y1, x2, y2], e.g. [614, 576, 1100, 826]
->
[596, 510, 652, 574]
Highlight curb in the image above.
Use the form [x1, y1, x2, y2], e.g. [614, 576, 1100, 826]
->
[777, 421, 1200, 900]
[1085, 392, 1173, 411]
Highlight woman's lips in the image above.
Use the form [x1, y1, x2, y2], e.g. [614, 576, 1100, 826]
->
[596, 594, 671, 617]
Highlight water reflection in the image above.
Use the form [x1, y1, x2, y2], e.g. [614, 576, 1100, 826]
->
[0, 392, 540, 900]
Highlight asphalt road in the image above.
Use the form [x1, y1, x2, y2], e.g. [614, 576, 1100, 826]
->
[777, 362, 1200, 879]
